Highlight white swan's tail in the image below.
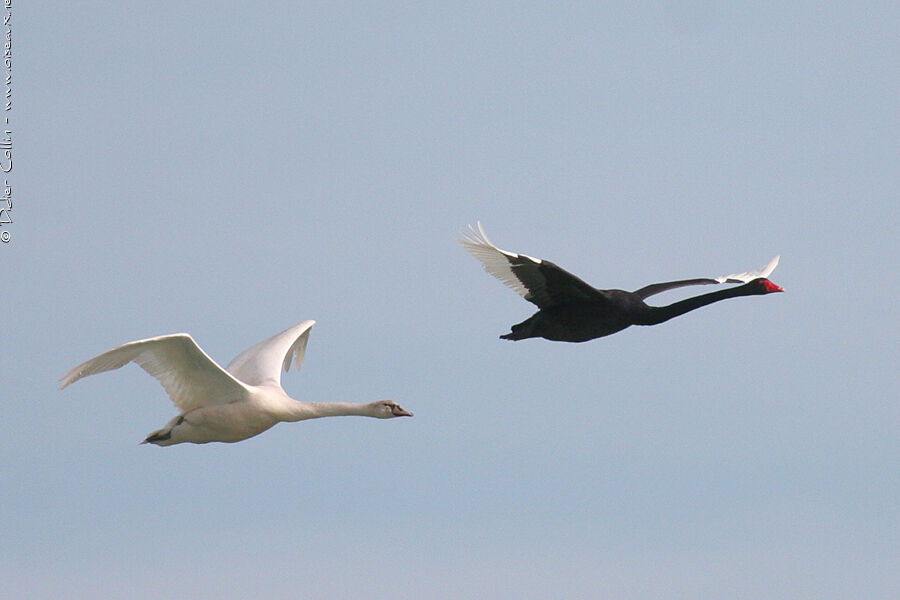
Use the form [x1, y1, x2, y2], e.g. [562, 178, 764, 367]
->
[141, 415, 185, 446]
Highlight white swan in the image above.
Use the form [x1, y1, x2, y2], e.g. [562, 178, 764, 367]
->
[59, 321, 412, 445]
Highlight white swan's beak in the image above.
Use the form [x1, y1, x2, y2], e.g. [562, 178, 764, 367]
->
[392, 406, 413, 417]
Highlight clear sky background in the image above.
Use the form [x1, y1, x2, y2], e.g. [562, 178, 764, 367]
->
[5, 2, 898, 598]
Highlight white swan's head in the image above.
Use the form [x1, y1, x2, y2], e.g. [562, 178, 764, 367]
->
[370, 400, 413, 418]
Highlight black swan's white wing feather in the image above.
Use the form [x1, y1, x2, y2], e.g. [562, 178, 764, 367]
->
[459, 223, 605, 309]
[715, 255, 780, 283]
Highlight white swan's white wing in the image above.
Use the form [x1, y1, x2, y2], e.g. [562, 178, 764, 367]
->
[225, 320, 316, 387]
[59, 334, 251, 413]
[714, 255, 780, 283]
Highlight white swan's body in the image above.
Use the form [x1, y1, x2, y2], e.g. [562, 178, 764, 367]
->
[59, 321, 412, 446]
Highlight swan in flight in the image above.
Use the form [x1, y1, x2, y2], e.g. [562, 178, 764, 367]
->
[59, 321, 412, 445]
[460, 223, 783, 342]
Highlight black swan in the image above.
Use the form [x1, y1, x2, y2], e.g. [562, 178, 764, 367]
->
[460, 223, 784, 343]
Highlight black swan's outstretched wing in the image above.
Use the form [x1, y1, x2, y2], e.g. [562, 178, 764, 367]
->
[632, 256, 780, 300]
[459, 223, 605, 309]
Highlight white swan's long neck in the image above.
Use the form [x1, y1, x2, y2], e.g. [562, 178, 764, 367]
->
[280, 400, 375, 422]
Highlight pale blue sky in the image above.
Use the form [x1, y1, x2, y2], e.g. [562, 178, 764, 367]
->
[5, 2, 899, 598]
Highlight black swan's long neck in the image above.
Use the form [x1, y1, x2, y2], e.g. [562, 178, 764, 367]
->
[635, 284, 760, 326]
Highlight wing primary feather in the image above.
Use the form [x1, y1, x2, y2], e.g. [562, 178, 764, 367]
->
[714, 255, 780, 283]
[283, 326, 312, 373]
[458, 222, 542, 301]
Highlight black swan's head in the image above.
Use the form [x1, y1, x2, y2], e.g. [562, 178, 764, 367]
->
[747, 278, 785, 294]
